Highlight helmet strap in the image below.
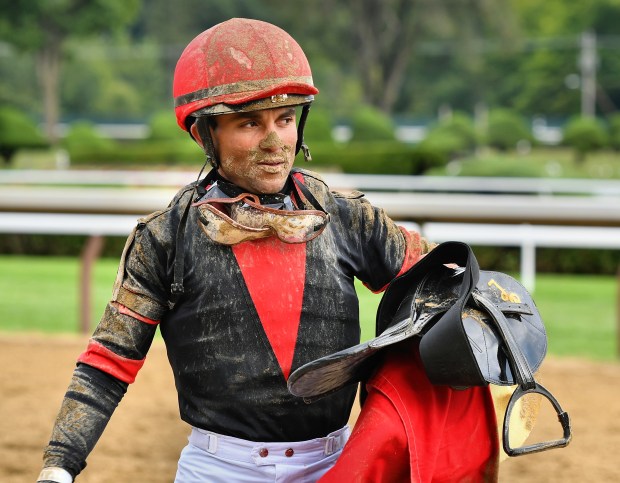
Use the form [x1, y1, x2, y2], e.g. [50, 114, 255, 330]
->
[296, 104, 312, 162]
[195, 117, 219, 168]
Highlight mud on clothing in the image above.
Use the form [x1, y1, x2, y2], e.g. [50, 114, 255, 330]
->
[42, 169, 430, 477]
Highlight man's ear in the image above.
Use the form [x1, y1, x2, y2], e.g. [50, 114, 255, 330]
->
[190, 122, 204, 148]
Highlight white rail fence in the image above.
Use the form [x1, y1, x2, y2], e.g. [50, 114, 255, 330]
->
[1, 171, 619, 340]
[3, 170, 620, 196]
[2, 212, 619, 335]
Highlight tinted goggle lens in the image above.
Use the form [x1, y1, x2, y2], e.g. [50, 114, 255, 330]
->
[193, 196, 329, 245]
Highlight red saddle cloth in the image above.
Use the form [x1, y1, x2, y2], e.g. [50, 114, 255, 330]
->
[320, 339, 500, 483]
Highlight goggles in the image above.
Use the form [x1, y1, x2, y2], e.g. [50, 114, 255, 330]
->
[193, 191, 329, 245]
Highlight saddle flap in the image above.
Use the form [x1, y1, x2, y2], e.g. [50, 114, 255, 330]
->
[420, 269, 547, 388]
[469, 272, 547, 386]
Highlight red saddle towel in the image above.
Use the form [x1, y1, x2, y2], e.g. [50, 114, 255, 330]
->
[320, 339, 500, 483]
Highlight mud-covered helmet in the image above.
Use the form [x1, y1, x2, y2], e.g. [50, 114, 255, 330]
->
[173, 18, 318, 164]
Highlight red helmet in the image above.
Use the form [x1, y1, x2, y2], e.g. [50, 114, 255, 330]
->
[173, 18, 319, 131]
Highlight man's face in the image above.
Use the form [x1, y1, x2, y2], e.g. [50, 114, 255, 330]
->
[208, 107, 297, 194]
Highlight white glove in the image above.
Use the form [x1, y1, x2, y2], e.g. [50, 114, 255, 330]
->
[36, 467, 73, 483]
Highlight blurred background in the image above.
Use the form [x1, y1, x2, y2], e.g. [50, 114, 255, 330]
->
[0, 0, 618, 338]
[0, 0, 619, 354]
[2, 0, 620, 174]
[1, 2, 619, 482]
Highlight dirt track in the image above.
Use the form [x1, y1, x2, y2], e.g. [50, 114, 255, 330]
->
[2, 333, 619, 482]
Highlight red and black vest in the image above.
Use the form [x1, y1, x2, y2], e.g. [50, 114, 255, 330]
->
[101, 170, 412, 442]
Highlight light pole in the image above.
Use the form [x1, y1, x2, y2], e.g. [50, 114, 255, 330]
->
[579, 31, 597, 118]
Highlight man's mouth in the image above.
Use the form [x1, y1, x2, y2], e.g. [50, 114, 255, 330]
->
[257, 158, 286, 166]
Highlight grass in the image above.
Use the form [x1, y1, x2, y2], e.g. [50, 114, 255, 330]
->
[0, 255, 617, 361]
[532, 274, 618, 359]
[0, 255, 118, 332]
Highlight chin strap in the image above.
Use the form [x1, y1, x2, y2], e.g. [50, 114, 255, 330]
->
[195, 117, 218, 168]
[296, 104, 312, 162]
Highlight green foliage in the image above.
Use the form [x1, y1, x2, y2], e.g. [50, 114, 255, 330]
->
[0, 0, 141, 50]
[148, 110, 188, 141]
[562, 116, 608, 161]
[61, 38, 169, 121]
[451, 156, 547, 177]
[429, 113, 479, 150]
[43, 136, 424, 173]
[537, 247, 620, 274]
[425, 146, 620, 179]
[0, 233, 126, 258]
[506, 0, 598, 116]
[409, 143, 451, 175]
[308, 141, 420, 174]
[606, 113, 620, 151]
[414, 133, 463, 167]
[3, 1, 620, 129]
[0, 106, 48, 163]
[0, 0, 142, 141]
[408, 113, 479, 172]
[486, 109, 532, 151]
[349, 105, 396, 142]
[302, 105, 335, 144]
[66, 139, 199, 166]
[471, 245, 620, 275]
[61, 121, 116, 159]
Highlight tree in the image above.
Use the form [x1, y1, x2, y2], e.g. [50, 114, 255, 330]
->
[0, 106, 48, 164]
[330, 0, 516, 114]
[562, 115, 608, 162]
[486, 109, 533, 151]
[506, 0, 620, 117]
[0, 0, 140, 142]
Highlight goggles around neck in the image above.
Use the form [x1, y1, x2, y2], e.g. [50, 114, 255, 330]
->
[192, 190, 329, 245]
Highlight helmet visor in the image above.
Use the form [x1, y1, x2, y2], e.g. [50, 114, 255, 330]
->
[191, 93, 314, 117]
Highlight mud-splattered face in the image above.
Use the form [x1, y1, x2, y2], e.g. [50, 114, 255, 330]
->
[208, 107, 297, 194]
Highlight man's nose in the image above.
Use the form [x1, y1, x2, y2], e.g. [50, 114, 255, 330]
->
[259, 130, 284, 151]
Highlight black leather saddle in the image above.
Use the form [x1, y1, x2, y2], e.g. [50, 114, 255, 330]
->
[288, 241, 572, 456]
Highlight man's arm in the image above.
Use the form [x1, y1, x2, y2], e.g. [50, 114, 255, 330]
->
[37, 301, 161, 480]
[38, 364, 128, 481]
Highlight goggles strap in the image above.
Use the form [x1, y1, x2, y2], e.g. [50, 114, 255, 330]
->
[291, 173, 328, 215]
[170, 195, 192, 303]
[171, 169, 219, 305]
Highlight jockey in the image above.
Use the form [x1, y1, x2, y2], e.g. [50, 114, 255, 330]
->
[37, 18, 434, 483]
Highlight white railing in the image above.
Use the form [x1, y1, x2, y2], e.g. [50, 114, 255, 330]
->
[1, 171, 619, 334]
[420, 223, 620, 291]
[0, 212, 143, 334]
[2, 186, 620, 225]
[2, 211, 619, 332]
[3, 169, 620, 196]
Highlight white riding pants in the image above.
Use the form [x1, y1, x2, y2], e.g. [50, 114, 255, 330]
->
[175, 426, 350, 483]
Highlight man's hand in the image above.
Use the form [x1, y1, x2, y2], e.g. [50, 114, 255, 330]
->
[37, 467, 73, 483]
